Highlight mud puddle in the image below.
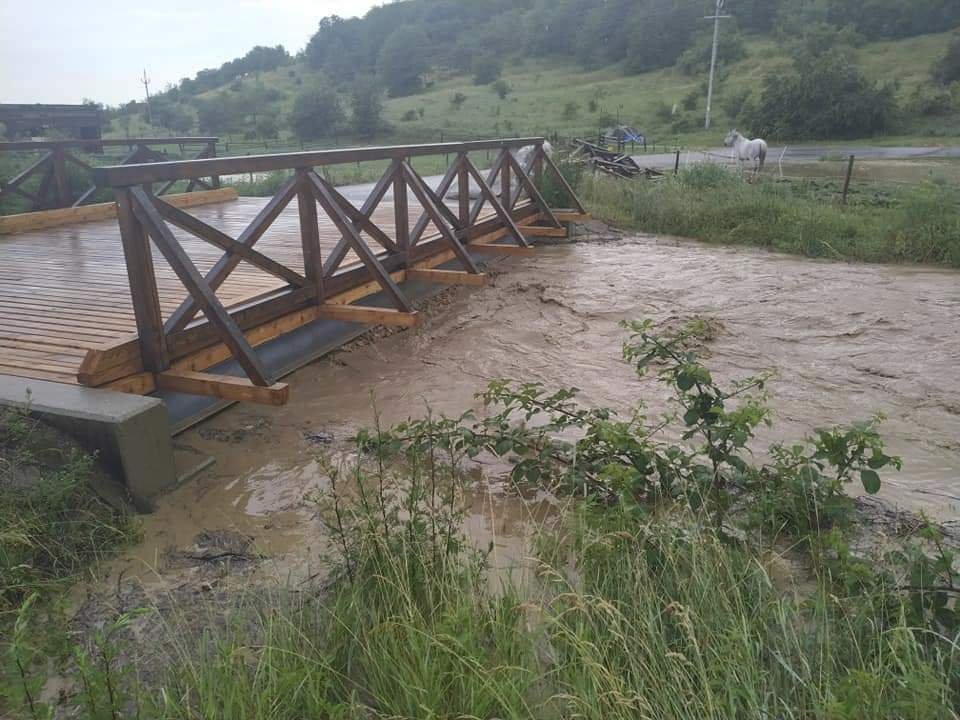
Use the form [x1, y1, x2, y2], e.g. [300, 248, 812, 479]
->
[106, 225, 960, 599]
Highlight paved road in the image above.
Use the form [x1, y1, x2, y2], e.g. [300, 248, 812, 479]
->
[633, 144, 960, 169]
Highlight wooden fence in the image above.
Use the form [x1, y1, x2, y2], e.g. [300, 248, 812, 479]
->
[81, 137, 586, 405]
[0, 137, 220, 211]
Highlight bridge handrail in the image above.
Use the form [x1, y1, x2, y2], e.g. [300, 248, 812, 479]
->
[0, 137, 219, 152]
[95, 137, 547, 187]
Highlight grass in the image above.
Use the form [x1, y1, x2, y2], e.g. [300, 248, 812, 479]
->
[0, 407, 135, 615]
[577, 163, 960, 267]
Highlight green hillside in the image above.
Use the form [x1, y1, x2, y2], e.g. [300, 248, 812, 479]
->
[106, 30, 959, 150]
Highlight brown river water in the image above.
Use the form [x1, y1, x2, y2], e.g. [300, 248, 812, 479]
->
[111, 228, 960, 589]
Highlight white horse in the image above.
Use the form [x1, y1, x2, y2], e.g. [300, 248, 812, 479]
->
[724, 130, 767, 173]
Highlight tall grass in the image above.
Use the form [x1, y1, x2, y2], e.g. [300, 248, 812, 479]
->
[578, 165, 960, 267]
[0, 407, 134, 615]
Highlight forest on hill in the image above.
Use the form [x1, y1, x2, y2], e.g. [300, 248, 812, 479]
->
[98, 0, 960, 144]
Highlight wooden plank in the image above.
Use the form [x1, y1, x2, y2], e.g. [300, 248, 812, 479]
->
[130, 187, 271, 387]
[156, 369, 289, 406]
[523, 225, 568, 238]
[553, 210, 591, 222]
[0, 187, 239, 235]
[317, 303, 420, 328]
[406, 269, 488, 286]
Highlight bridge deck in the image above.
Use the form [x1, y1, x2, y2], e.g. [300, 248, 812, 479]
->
[0, 196, 456, 385]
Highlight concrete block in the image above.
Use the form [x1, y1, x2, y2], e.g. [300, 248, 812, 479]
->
[0, 375, 176, 511]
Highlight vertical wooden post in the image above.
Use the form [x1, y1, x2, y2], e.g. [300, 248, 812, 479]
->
[842, 155, 855, 206]
[457, 153, 470, 229]
[52, 146, 70, 207]
[209, 141, 221, 189]
[296, 169, 325, 303]
[674, 150, 681, 175]
[115, 187, 169, 373]
[501, 151, 511, 211]
[394, 161, 410, 265]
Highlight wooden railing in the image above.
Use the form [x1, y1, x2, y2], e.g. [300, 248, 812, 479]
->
[82, 137, 585, 405]
[0, 137, 220, 211]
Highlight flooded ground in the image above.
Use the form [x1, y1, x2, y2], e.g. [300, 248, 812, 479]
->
[110, 226, 960, 593]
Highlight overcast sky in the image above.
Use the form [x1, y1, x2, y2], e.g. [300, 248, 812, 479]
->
[0, 0, 379, 106]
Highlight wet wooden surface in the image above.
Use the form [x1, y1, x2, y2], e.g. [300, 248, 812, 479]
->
[0, 196, 450, 384]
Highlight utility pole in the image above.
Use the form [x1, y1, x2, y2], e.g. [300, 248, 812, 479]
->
[141, 68, 153, 125]
[704, 0, 730, 131]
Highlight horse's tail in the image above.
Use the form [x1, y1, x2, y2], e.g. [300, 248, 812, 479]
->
[758, 142, 768, 171]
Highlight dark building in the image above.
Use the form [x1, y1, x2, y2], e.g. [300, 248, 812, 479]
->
[0, 103, 103, 143]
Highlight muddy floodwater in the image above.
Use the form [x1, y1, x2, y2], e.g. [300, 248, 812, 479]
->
[115, 229, 960, 588]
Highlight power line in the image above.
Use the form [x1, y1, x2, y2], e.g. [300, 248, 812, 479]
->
[704, 0, 730, 130]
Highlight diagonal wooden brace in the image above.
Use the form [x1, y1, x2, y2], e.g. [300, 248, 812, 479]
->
[409, 157, 463, 246]
[130, 187, 272, 387]
[165, 174, 299, 333]
[507, 150, 562, 228]
[400, 161, 479, 274]
[542, 149, 587, 215]
[306, 171, 414, 313]
[462, 154, 528, 248]
[323, 160, 399, 277]
[153, 198, 307, 288]
[468, 150, 507, 226]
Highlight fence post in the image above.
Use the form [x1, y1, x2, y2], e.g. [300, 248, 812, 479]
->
[674, 150, 681, 175]
[841, 154, 855, 206]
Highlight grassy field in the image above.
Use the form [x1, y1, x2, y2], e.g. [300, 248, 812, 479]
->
[105, 30, 960, 150]
[575, 162, 960, 267]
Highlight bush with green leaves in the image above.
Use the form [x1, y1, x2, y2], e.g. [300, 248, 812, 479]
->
[289, 84, 344, 140]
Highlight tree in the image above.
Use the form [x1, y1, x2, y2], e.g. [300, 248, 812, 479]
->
[677, 22, 748, 76]
[933, 33, 960, 85]
[290, 85, 344, 139]
[625, 0, 700, 74]
[472, 54, 502, 85]
[350, 77, 384, 138]
[752, 48, 897, 139]
[450, 92, 467, 110]
[378, 26, 429, 97]
[195, 93, 241, 134]
[491, 80, 511, 100]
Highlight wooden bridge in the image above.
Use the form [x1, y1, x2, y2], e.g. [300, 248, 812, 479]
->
[0, 137, 220, 212]
[0, 138, 585, 412]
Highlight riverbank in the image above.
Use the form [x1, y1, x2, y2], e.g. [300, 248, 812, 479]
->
[575, 164, 960, 268]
